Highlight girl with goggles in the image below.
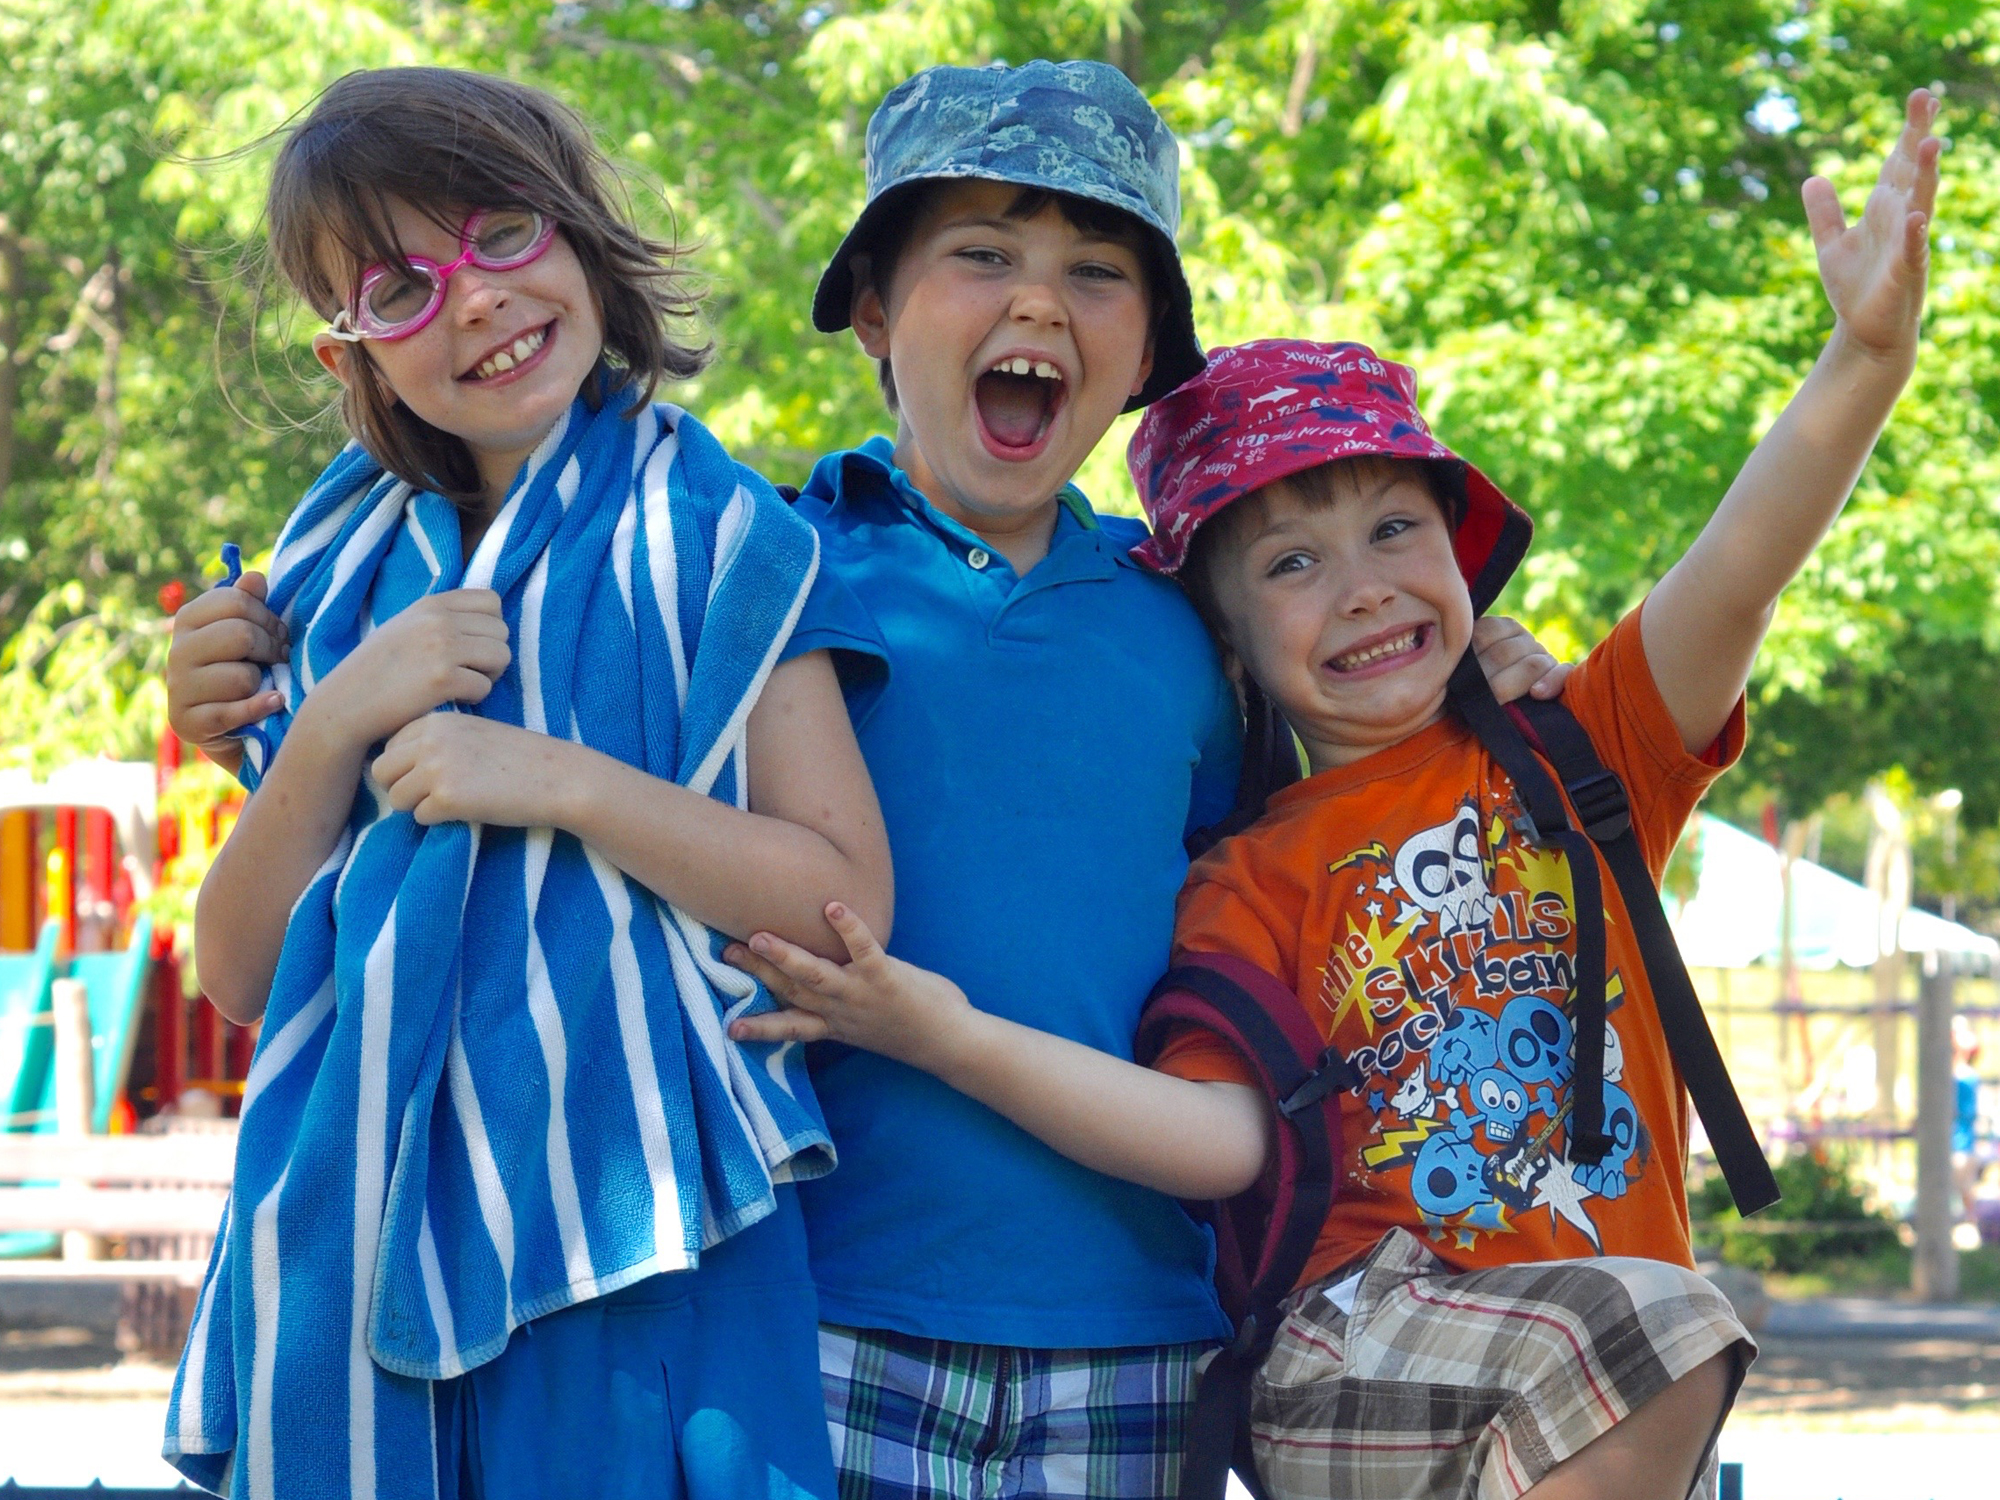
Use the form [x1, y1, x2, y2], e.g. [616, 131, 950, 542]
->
[157, 64, 883, 1500]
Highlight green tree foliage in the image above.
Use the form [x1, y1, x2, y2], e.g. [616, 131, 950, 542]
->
[8, 0, 2000, 868]
[1691, 1145, 1896, 1273]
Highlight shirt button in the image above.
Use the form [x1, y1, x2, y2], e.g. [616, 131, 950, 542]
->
[967, 547, 992, 570]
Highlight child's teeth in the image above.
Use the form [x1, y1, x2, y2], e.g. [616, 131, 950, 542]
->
[511, 335, 536, 360]
[1339, 629, 1419, 668]
[1033, 361, 1058, 379]
[1010, 357, 1031, 374]
[491, 350, 515, 373]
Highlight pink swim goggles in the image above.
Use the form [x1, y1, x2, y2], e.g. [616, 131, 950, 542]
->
[323, 207, 556, 343]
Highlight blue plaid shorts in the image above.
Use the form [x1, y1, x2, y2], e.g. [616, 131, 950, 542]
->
[820, 1323, 1207, 1499]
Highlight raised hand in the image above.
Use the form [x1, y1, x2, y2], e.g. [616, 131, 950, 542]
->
[1804, 88, 1941, 360]
[167, 570, 289, 771]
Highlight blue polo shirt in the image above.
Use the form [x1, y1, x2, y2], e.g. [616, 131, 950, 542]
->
[786, 438, 1241, 1348]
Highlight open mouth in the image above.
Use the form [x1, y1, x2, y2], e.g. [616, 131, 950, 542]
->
[460, 322, 554, 383]
[974, 356, 1067, 458]
[1327, 623, 1431, 674]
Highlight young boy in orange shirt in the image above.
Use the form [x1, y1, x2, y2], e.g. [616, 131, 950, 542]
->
[729, 90, 1940, 1500]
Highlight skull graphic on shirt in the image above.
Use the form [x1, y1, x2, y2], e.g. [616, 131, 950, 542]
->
[1393, 802, 1496, 936]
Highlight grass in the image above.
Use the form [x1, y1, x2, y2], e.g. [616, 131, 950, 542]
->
[1762, 1241, 2000, 1300]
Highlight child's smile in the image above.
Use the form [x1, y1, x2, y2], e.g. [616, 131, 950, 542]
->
[1324, 621, 1438, 678]
[459, 321, 554, 385]
[852, 180, 1154, 564]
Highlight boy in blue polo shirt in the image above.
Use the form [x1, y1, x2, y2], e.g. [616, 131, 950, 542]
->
[731, 60, 1568, 1500]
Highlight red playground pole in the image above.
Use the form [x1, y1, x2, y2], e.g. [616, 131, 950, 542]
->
[49, 806, 77, 957]
[153, 603, 187, 1111]
[84, 807, 115, 949]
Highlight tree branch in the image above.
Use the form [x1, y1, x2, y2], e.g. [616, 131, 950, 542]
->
[1282, 28, 1320, 137]
[0, 216, 20, 506]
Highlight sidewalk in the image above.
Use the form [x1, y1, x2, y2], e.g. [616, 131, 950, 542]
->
[1, 1290, 1995, 1491]
[1717, 1295, 1999, 1500]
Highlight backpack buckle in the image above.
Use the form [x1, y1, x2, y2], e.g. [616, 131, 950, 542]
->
[1278, 1047, 1360, 1118]
[1226, 1310, 1261, 1358]
[1566, 770, 1631, 844]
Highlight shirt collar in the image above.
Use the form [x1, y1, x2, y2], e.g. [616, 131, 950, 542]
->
[804, 438, 1140, 572]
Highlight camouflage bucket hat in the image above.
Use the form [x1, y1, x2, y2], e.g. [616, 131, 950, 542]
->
[812, 59, 1204, 409]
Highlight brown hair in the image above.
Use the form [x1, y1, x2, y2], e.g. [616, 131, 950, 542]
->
[1178, 456, 1468, 639]
[859, 183, 1167, 412]
[267, 67, 708, 502]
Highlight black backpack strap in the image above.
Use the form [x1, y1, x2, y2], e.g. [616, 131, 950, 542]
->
[1446, 651, 1615, 1165]
[1136, 956, 1350, 1500]
[1514, 695, 1780, 1217]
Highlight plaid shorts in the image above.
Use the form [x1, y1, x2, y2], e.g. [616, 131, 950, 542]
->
[819, 1323, 1207, 1500]
[1251, 1229, 1754, 1500]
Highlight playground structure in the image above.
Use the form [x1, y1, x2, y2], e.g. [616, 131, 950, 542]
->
[0, 729, 256, 1135]
[0, 715, 255, 1353]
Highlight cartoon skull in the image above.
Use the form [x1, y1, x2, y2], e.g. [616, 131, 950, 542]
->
[1469, 1066, 1531, 1143]
[1572, 1081, 1641, 1198]
[1389, 1061, 1432, 1120]
[1498, 996, 1574, 1087]
[1411, 1132, 1494, 1218]
[1602, 1021, 1625, 1083]
[1433, 1006, 1499, 1085]
[1394, 804, 1494, 935]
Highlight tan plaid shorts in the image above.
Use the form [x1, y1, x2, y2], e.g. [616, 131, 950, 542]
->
[1250, 1229, 1754, 1500]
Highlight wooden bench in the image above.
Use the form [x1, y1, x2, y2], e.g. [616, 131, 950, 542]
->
[0, 1132, 232, 1287]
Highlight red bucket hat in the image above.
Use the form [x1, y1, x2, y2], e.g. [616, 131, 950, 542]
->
[1128, 340, 1531, 614]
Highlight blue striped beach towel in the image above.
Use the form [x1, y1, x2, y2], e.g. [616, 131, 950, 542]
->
[163, 389, 833, 1499]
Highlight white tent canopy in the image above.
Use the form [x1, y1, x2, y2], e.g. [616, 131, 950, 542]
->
[1669, 813, 1997, 971]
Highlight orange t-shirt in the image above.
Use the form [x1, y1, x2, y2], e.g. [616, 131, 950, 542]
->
[1156, 604, 1742, 1286]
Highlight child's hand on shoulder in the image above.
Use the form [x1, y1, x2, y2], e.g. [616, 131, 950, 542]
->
[726, 906, 978, 1073]
[315, 589, 511, 750]
[1474, 615, 1572, 703]
[1807, 88, 1941, 366]
[167, 571, 289, 772]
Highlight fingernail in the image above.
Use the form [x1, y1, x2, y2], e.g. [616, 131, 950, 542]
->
[750, 934, 772, 956]
[827, 902, 847, 921]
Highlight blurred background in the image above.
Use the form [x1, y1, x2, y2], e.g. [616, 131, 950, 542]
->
[2, 2, 1999, 1494]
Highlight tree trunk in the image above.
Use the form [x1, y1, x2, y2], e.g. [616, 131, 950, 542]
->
[92, 244, 125, 488]
[1282, 32, 1321, 137]
[1106, 1, 1144, 80]
[0, 215, 21, 506]
[1865, 783, 1910, 1123]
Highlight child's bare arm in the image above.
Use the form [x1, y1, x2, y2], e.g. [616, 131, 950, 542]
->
[725, 905, 1273, 1200]
[1643, 89, 1940, 753]
[195, 591, 512, 1023]
[370, 649, 893, 961]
